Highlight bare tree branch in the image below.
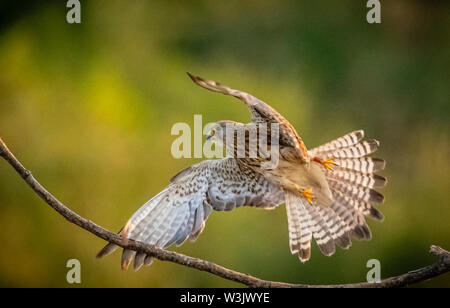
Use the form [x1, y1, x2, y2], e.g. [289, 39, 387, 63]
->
[0, 137, 449, 288]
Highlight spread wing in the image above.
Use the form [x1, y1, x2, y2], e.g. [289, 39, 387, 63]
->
[187, 73, 309, 162]
[97, 158, 284, 271]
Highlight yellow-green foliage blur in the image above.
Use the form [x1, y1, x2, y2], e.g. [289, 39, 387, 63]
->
[0, 1, 448, 287]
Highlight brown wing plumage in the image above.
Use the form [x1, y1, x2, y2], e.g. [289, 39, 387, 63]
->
[187, 73, 309, 162]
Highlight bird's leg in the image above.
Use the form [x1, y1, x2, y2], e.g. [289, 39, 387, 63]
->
[313, 156, 336, 170]
[295, 185, 314, 204]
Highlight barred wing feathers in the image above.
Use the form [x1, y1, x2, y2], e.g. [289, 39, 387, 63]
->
[97, 158, 284, 270]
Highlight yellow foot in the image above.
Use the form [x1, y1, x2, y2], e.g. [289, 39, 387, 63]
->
[314, 156, 336, 170]
[296, 186, 313, 204]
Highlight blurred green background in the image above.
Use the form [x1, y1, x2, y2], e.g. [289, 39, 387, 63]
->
[0, 0, 449, 287]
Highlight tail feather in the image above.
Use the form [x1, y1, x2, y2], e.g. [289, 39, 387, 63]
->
[328, 179, 384, 204]
[333, 157, 386, 174]
[334, 232, 351, 249]
[308, 130, 364, 156]
[285, 192, 312, 262]
[331, 188, 383, 221]
[368, 207, 384, 221]
[321, 207, 347, 242]
[331, 202, 356, 233]
[330, 200, 372, 241]
[309, 205, 353, 256]
[285, 192, 302, 254]
[325, 170, 387, 189]
[351, 224, 372, 240]
[308, 130, 386, 251]
[325, 140, 380, 159]
[306, 206, 335, 256]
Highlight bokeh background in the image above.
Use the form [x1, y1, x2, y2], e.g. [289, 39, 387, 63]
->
[0, 0, 448, 287]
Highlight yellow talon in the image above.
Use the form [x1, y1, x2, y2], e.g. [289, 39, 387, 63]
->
[314, 156, 336, 170]
[322, 157, 336, 170]
[295, 185, 313, 204]
[301, 188, 313, 204]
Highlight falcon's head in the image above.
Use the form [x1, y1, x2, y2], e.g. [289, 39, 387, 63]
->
[206, 120, 244, 146]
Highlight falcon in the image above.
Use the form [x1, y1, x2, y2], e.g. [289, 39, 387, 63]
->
[97, 73, 387, 270]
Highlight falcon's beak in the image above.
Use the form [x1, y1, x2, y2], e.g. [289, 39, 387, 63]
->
[206, 134, 212, 141]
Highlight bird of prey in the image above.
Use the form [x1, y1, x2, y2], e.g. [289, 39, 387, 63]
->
[97, 73, 386, 270]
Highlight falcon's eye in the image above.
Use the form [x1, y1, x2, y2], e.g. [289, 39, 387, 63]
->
[210, 129, 216, 137]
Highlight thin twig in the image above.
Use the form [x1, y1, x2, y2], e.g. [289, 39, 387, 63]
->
[0, 137, 449, 288]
